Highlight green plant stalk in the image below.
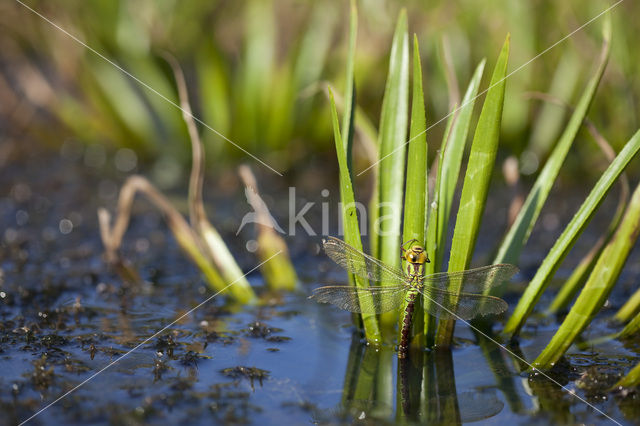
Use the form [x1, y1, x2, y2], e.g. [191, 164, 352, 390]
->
[613, 361, 640, 389]
[330, 89, 381, 342]
[617, 309, 640, 339]
[399, 36, 428, 351]
[491, 18, 611, 275]
[423, 113, 454, 345]
[614, 286, 640, 323]
[339, 0, 365, 329]
[432, 60, 486, 273]
[435, 35, 510, 347]
[375, 10, 409, 330]
[504, 129, 640, 339]
[533, 174, 640, 369]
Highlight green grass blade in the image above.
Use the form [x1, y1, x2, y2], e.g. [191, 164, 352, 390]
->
[423, 113, 455, 345]
[375, 9, 410, 330]
[491, 19, 611, 276]
[614, 287, 640, 323]
[613, 362, 640, 389]
[547, 171, 628, 315]
[504, 129, 640, 339]
[329, 89, 381, 342]
[617, 309, 640, 340]
[399, 35, 427, 350]
[197, 42, 231, 153]
[237, 0, 275, 148]
[341, 0, 357, 171]
[435, 35, 510, 347]
[532, 175, 640, 369]
[433, 59, 486, 272]
[527, 51, 581, 158]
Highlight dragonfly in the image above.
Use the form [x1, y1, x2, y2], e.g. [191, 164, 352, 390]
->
[310, 237, 518, 358]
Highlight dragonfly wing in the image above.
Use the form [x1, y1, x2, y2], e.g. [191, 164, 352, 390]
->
[422, 264, 518, 294]
[310, 285, 407, 314]
[323, 237, 406, 284]
[419, 287, 508, 320]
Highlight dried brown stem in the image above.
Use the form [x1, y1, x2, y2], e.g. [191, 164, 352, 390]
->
[162, 53, 207, 228]
[98, 175, 197, 263]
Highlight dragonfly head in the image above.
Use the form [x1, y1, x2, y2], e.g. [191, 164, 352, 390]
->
[404, 245, 430, 265]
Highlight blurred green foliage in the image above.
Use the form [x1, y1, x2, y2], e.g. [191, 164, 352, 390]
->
[1, 0, 639, 176]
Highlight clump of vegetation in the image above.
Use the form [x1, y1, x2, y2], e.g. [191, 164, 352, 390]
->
[98, 58, 297, 303]
[324, 0, 640, 398]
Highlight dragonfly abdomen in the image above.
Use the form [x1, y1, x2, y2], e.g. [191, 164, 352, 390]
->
[398, 290, 419, 359]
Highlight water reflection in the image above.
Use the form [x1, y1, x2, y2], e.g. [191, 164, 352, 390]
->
[336, 334, 504, 424]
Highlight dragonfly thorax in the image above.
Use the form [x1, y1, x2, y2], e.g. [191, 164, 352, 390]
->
[403, 245, 430, 265]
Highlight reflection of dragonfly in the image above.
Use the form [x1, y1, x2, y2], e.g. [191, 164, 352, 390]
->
[310, 237, 518, 358]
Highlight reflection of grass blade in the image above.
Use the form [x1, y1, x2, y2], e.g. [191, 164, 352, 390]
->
[375, 10, 409, 329]
[475, 331, 525, 414]
[329, 90, 381, 342]
[504, 130, 640, 339]
[491, 19, 611, 278]
[435, 36, 510, 347]
[533, 174, 640, 369]
[399, 36, 427, 350]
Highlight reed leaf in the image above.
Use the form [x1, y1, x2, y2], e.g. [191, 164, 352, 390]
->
[613, 362, 640, 389]
[374, 10, 410, 329]
[504, 129, 640, 339]
[329, 89, 381, 342]
[435, 35, 510, 347]
[399, 35, 427, 350]
[614, 287, 640, 324]
[617, 309, 640, 340]
[431, 59, 486, 273]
